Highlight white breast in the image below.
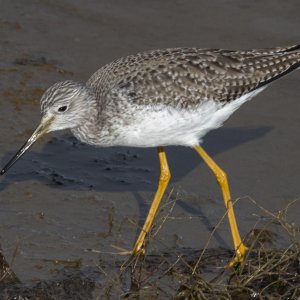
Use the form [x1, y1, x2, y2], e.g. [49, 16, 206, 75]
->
[110, 87, 266, 147]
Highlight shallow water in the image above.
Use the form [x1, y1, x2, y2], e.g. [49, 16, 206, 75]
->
[0, 0, 300, 297]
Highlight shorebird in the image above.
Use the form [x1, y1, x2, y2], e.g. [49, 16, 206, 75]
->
[1, 45, 300, 265]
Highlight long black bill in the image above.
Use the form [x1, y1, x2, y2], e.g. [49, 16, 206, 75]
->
[0, 116, 53, 176]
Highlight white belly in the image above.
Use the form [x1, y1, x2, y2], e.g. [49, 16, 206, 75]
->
[112, 87, 266, 147]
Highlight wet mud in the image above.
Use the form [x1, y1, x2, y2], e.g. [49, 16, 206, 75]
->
[1, 0, 300, 298]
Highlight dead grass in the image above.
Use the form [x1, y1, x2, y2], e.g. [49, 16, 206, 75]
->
[124, 196, 300, 299]
[0, 195, 299, 299]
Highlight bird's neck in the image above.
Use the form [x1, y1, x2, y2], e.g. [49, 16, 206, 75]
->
[70, 87, 101, 145]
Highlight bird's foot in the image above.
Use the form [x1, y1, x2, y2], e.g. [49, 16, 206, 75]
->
[111, 243, 147, 272]
[109, 245, 132, 256]
[131, 242, 146, 257]
[110, 243, 146, 257]
[227, 243, 249, 269]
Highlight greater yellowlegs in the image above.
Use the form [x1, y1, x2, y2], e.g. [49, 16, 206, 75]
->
[1, 45, 300, 265]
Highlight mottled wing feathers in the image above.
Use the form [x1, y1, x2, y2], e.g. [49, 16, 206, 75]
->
[87, 46, 300, 108]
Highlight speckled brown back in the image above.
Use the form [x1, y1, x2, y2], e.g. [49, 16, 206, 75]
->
[87, 45, 300, 109]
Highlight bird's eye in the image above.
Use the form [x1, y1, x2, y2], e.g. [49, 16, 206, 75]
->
[58, 106, 68, 112]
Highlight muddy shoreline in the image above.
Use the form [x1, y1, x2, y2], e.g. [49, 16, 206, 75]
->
[1, 0, 300, 298]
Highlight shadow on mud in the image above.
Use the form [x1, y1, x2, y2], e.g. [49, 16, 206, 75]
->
[0, 126, 271, 193]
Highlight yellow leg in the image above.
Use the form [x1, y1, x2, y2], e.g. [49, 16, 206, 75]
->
[132, 146, 171, 255]
[132, 147, 171, 255]
[194, 145, 248, 265]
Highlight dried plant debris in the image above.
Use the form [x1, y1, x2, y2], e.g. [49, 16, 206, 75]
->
[0, 249, 20, 286]
[174, 244, 300, 299]
[173, 199, 300, 300]
[0, 198, 299, 299]
[1, 272, 95, 300]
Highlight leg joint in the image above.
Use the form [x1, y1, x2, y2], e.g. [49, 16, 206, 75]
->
[160, 168, 171, 182]
[216, 170, 228, 185]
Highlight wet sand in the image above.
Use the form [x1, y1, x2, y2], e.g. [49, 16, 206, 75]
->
[0, 0, 300, 297]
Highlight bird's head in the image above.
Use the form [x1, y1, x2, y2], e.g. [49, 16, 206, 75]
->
[41, 80, 95, 131]
[0, 80, 95, 175]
